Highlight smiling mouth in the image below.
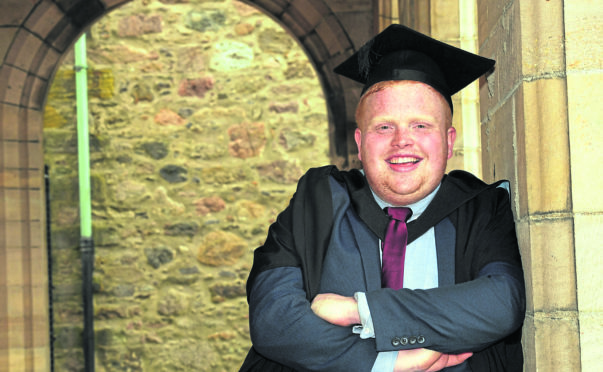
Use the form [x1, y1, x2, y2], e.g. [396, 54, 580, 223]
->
[388, 157, 421, 165]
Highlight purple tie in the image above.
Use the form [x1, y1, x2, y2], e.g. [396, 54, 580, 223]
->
[382, 207, 413, 290]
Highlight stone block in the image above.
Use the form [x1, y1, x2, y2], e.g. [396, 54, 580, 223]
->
[30, 283, 49, 325]
[28, 189, 44, 222]
[480, 93, 516, 190]
[92, 224, 120, 247]
[334, 11, 373, 50]
[5, 249, 24, 287]
[574, 214, 603, 312]
[430, 0, 459, 40]
[5, 29, 42, 72]
[479, 1, 521, 115]
[49, 175, 78, 204]
[477, 0, 510, 43]
[579, 312, 603, 371]
[6, 284, 25, 322]
[24, 74, 47, 110]
[0, 104, 42, 141]
[0, 169, 40, 189]
[24, 0, 64, 40]
[513, 85, 528, 218]
[0, 0, 31, 25]
[32, 346, 50, 370]
[1, 189, 24, 221]
[36, 46, 60, 80]
[252, 0, 289, 18]
[2, 221, 24, 249]
[518, 0, 565, 77]
[49, 19, 77, 53]
[50, 225, 80, 250]
[302, 31, 330, 65]
[316, 15, 348, 56]
[522, 312, 581, 371]
[567, 73, 603, 213]
[118, 14, 162, 37]
[291, 0, 324, 30]
[28, 220, 43, 249]
[0, 27, 18, 62]
[527, 217, 577, 312]
[562, 0, 602, 72]
[0, 65, 27, 106]
[328, 0, 372, 13]
[522, 79, 571, 214]
[514, 220, 532, 309]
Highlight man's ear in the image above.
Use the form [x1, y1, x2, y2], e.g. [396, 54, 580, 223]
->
[447, 126, 457, 159]
[354, 128, 363, 161]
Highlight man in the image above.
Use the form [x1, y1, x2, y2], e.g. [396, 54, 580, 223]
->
[240, 24, 525, 371]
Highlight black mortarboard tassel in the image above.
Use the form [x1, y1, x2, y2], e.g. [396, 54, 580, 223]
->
[334, 24, 495, 112]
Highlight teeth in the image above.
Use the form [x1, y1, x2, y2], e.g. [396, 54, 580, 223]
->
[390, 157, 418, 164]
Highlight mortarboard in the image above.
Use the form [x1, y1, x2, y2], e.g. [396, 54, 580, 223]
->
[334, 24, 495, 112]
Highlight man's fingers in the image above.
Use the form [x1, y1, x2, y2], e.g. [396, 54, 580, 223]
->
[449, 352, 473, 364]
[426, 352, 473, 372]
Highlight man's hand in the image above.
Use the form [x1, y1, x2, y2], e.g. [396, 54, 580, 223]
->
[394, 348, 472, 372]
[311, 293, 360, 326]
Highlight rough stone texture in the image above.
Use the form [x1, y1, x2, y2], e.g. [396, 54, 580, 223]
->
[227, 121, 267, 159]
[478, 0, 602, 370]
[43, 0, 329, 370]
[196, 231, 247, 267]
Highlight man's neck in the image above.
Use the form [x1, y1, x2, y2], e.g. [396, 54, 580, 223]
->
[370, 184, 441, 222]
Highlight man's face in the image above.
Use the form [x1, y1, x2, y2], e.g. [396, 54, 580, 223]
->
[354, 81, 456, 206]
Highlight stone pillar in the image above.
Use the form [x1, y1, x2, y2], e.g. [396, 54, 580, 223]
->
[0, 103, 50, 370]
[564, 1, 603, 370]
[429, 0, 484, 176]
[479, 0, 602, 370]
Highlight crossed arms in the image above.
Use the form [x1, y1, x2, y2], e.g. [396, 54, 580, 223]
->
[249, 261, 524, 371]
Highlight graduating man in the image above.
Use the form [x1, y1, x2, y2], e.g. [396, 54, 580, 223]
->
[240, 24, 525, 372]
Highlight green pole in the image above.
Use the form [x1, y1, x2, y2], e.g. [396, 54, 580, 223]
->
[75, 33, 95, 372]
[75, 35, 92, 237]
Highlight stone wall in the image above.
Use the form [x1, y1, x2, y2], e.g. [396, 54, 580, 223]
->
[43, 0, 329, 370]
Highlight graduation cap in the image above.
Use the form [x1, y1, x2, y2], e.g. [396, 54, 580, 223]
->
[334, 24, 495, 112]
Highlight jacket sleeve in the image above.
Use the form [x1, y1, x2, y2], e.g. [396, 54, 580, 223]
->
[246, 167, 380, 371]
[366, 187, 525, 354]
[249, 266, 379, 371]
[366, 262, 525, 353]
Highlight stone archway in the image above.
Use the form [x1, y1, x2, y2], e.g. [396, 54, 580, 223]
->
[0, 0, 373, 370]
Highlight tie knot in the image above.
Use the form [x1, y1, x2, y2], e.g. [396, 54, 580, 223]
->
[385, 207, 412, 222]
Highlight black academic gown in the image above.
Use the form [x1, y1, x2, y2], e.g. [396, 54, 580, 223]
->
[241, 165, 524, 372]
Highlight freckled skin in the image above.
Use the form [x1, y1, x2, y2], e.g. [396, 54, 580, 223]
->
[354, 81, 456, 206]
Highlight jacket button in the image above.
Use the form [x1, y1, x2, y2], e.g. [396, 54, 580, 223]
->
[391, 337, 400, 346]
[409, 336, 417, 344]
[417, 335, 425, 344]
[400, 337, 408, 346]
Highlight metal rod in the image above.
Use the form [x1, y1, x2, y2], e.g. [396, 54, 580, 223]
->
[45, 165, 55, 372]
[75, 33, 95, 372]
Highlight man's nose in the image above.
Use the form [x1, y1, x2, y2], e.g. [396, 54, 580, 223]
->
[392, 128, 413, 147]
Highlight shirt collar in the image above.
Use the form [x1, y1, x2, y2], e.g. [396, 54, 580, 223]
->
[360, 170, 441, 222]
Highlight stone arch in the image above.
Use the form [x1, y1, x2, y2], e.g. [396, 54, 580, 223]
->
[0, 0, 371, 165]
[242, 0, 369, 167]
[0, 0, 373, 369]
